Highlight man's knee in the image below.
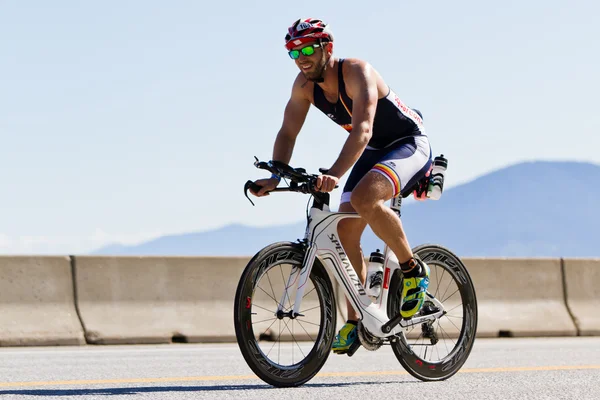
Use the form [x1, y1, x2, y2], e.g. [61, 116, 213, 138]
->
[337, 216, 365, 246]
[350, 191, 377, 215]
[350, 172, 392, 215]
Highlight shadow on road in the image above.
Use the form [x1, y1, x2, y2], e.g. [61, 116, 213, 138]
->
[0, 380, 421, 396]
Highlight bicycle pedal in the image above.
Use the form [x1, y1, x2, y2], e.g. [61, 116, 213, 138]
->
[346, 341, 361, 357]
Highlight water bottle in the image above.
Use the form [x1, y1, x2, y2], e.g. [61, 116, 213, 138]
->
[365, 249, 385, 298]
[427, 155, 448, 200]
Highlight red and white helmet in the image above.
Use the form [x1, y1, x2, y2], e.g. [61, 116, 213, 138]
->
[285, 18, 334, 50]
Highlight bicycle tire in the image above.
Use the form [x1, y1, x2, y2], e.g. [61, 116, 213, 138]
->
[387, 244, 478, 381]
[234, 241, 337, 387]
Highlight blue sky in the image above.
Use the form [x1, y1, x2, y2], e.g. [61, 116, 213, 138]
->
[1, 1, 598, 254]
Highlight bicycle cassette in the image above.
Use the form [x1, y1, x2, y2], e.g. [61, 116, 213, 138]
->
[357, 321, 383, 351]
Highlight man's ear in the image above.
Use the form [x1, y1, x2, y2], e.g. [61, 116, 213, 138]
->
[325, 41, 334, 55]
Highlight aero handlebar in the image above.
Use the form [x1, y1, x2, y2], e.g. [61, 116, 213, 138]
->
[244, 157, 337, 206]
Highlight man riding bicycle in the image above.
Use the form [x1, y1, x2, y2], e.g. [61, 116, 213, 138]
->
[250, 17, 432, 354]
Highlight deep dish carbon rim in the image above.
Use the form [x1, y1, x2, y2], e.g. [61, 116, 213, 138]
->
[234, 242, 336, 387]
[250, 261, 325, 367]
[388, 244, 478, 381]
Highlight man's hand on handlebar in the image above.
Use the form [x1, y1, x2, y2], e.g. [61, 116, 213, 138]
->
[244, 159, 341, 205]
[250, 177, 280, 197]
[315, 174, 339, 193]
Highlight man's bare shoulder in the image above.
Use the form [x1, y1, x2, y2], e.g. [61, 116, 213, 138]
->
[342, 57, 375, 76]
[341, 58, 387, 98]
[291, 72, 313, 101]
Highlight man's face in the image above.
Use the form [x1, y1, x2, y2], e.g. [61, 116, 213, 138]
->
[292, 41, 330, 81]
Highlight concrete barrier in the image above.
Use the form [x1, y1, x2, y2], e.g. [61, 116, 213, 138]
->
[464, 258, 577, 337]
[563, 258, 600, 336]
[3, 255, 597, 347]
[0, 256, 85, 346]
[75, 255, 346, 344]
[74, 256, 252, 344]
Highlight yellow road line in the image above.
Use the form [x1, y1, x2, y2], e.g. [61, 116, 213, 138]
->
[319, 365, 600, 378]
[1, 365, 599, 388]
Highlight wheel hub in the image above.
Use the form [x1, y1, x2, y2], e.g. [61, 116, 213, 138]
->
[276, 310, 304, 320]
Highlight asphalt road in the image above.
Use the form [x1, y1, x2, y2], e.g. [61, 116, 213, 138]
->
[1, 338, 599, 399]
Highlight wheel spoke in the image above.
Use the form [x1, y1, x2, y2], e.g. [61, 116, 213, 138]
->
[295, 319, 320, 327]
[438, 323, 457, 348]
[265, 270, 279, 308]
[434, 264, 441, 298]
[440, 323, 450, 355]
[299, 305, 320, 314]
[265, 321, 281, 358]
[439, 277, 454, 306]
[409, 330, 425, 358]
[435, 267, 446, 299]
[252, 317, 277, 325]
[295, 319, 315, 342]
[279, 265, 293, 310]
[289, 286, 317, 312]
[252, 303, 276, 314]
[441, 288, 460, 303]
[446, 315, 462, 332]
[282, 318, 307, 359]
[446, 303, 463, 313]
[302, 286, 316, 299]
[256, 285, 278, 306]
[435, 328, 441, 360]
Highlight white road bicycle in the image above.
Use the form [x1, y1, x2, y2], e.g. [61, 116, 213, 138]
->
[234, 159, 478, 388]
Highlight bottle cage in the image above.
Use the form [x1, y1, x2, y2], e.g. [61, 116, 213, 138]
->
[406, 166, 432, 200]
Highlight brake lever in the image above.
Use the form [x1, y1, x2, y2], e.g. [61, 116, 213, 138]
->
[244, 180, 262, 206]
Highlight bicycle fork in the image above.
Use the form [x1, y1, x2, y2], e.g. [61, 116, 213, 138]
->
[275, 243, 318, 318]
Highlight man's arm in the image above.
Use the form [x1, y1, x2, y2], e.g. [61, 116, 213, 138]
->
[272, 75, 311, 164]
[253, 74, 311, 196]
[318, 60, 378, 191]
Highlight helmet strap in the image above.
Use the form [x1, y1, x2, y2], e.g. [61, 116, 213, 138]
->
[312, 39, 329, 83]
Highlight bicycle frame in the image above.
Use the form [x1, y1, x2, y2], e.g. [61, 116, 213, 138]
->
[276, 196, 445, 339]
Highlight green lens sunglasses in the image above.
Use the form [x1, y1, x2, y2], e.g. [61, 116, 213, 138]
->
[288, 43, 321, 59]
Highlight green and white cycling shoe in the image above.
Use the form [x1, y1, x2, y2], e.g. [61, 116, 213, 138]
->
[332, 321, 358, 354]
[400, 258, 431, 319]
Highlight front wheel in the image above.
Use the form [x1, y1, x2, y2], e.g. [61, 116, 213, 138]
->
[234, 241, 337, 388]
[388, 244, 478, 381]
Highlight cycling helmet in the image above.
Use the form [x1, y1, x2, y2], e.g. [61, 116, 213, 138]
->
[412, 109, 424, 120]
[285, 18, 334, 50]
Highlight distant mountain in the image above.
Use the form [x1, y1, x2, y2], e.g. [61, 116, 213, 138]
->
[91, 161, 600, 257]
[92, 223, 306, 257]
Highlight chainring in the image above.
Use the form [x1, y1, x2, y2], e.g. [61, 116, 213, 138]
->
[357, 321, 383, 351]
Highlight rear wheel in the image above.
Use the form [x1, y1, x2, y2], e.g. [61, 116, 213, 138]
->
[234, 242, 336, 387]
[388, 244, 478, 381]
